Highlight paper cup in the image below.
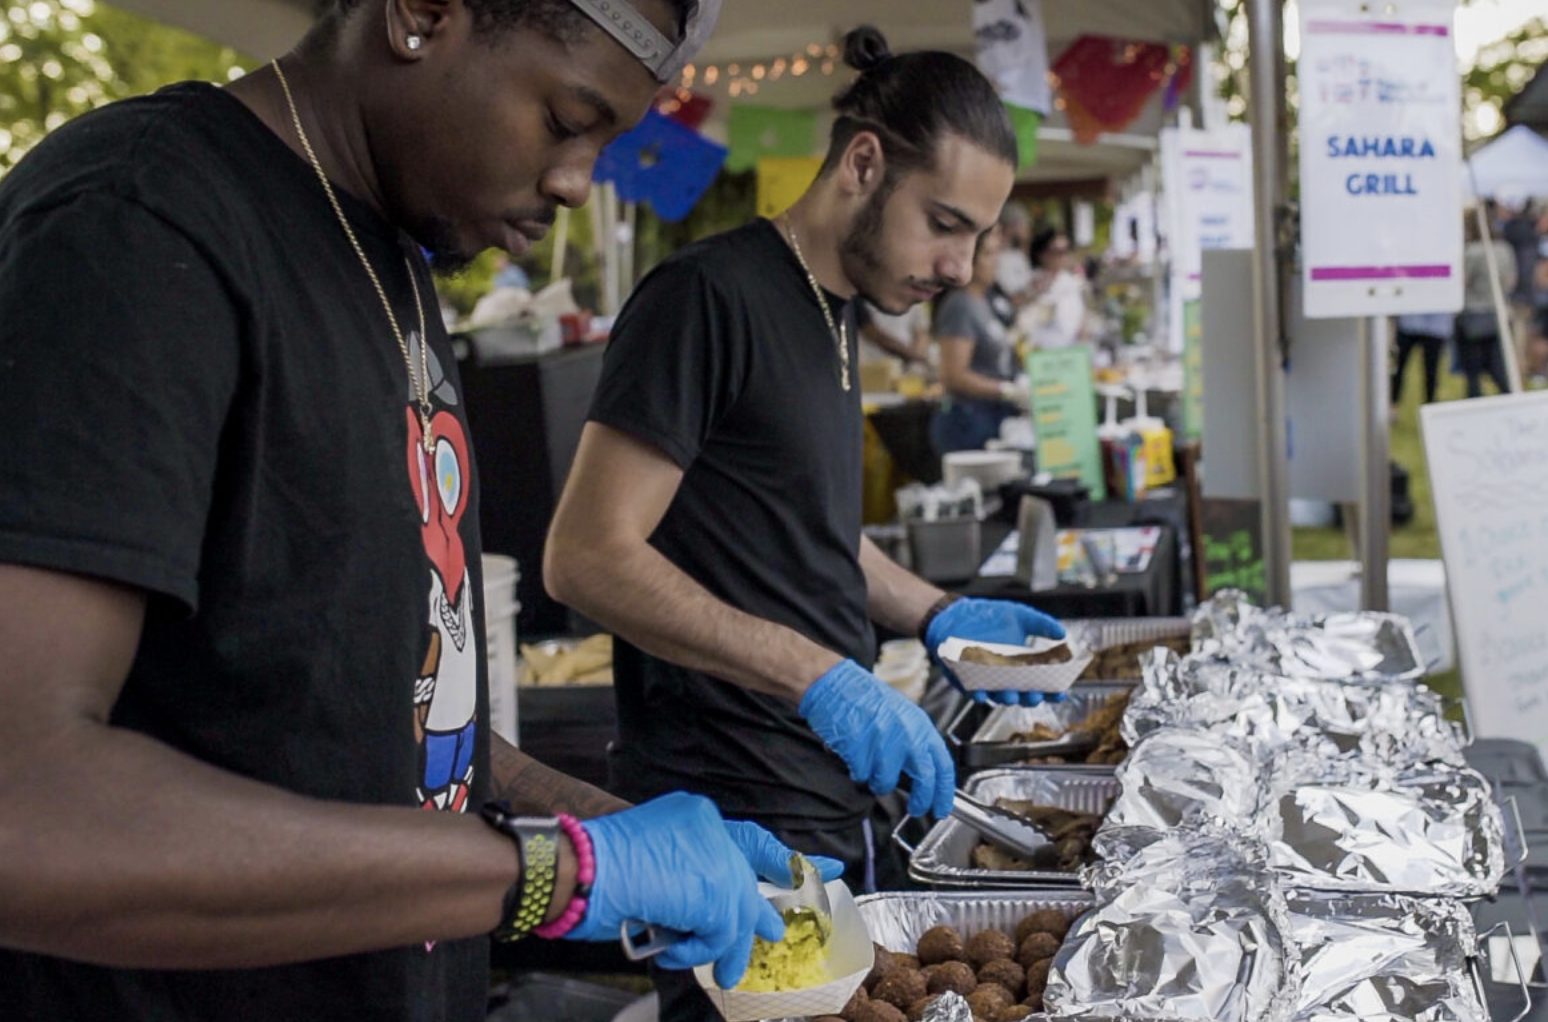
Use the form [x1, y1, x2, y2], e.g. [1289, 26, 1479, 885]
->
[694, 879, 872, 1022]
[936, 636, 1093, 694]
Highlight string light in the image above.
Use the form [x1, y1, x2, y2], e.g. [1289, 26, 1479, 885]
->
[682, 38, 850, 98]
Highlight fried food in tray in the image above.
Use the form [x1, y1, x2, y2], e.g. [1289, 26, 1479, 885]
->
[1009, 690, 1130, 766]
[519, 633, 613, 686]
[969, 800, 1102, 874]
[959, 642, 1074, 667]
[1077, 635, 1190, 681]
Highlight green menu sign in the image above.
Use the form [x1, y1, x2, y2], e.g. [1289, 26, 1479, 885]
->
[1182, 299, 1204, 442]
[1028, 347, 1106, 501]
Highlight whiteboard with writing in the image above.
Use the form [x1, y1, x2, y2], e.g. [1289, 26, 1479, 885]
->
[1422, 392, 1548, 762]
[1298, 0, 1463, 318]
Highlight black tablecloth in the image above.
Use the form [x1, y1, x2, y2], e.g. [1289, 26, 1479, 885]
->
[951, 495, 1186, 619]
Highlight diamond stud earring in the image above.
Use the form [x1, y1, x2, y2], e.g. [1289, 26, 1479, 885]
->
[406, 34, 423, 50]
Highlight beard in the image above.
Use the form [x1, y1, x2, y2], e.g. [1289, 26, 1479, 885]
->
[840, 180, 952, 315]
[415, 215, 478, 277]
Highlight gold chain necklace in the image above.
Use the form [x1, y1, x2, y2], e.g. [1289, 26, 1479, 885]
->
[271, 60, 434, 452]
[779, 215, 852, 392]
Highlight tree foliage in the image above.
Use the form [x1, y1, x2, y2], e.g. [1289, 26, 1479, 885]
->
[0, 0, 254, 174]
[1464, 16, 1548, 138]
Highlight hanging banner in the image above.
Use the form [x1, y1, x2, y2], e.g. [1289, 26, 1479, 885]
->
[1004, 103, 1042, 168]
[594, 110, 727, 223]
[755, 156, 824, 220]
[973, 0, 1052, 114]
[1298, 0, 1463, 318]
[1029, 346, 1106, 501]
[727, 105, 819, 173]
[1159, 123, 1256, 350]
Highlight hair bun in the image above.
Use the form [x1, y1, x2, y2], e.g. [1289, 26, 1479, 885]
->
[842, 25, 892, 72]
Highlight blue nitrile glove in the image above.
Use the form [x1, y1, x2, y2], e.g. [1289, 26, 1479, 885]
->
[723, 819, 846, 885]
[569, 793, 784, 989]
[798, 659, 956, 820]
[926, 598, 1068, 708]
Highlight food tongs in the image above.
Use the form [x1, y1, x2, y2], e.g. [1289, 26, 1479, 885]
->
[950, 789, 1058, 864]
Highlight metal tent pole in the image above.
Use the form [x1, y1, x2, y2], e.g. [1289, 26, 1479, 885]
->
[1359, 315, 1391, 612]
[1246, 0, 1294, 607]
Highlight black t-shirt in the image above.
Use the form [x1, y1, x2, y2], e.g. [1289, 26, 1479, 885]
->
[0, 84, 489, 1021]
[588, 219, 875, 830]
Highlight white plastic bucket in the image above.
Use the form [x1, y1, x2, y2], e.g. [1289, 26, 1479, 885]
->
[482, 554, 521, 746]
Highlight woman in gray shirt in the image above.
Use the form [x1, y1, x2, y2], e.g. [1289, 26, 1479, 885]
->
[1456, 213, 1517, 398]
[931, 225, 1026, 454]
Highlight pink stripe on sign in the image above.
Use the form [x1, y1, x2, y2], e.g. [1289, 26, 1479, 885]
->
[1305, 19, 1449, 35]
[1310, 265, 1452, 281]
[1183, 150, 1242, 159]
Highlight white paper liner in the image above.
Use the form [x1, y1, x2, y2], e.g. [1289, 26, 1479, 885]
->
[693, 879, 871, 1022]
[938, 636, 1094, 693]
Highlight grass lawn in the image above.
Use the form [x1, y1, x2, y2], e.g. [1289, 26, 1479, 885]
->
[1288, 358, 1524, 705]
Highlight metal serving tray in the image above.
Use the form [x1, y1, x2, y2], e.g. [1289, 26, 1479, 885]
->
[1064, 616, 1194, 652]
[950, 683, 1133, 770]
[900, 767, 1120, 889]
[854, 888, 1094, 954]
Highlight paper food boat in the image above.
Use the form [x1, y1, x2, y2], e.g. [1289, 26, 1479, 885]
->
[937, 636, 1093, 694]
[694, 878, 872, 1022]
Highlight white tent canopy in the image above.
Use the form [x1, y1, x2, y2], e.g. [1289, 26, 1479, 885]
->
[1467, 124, 1548, 203]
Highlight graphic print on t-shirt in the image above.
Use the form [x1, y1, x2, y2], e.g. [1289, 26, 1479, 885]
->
[405, 333, 478, 813]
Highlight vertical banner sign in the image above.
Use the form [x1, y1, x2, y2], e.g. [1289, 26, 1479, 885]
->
[1422, 393, 1548, 763]
[973, 0, 1052, 115]
[1159, 124, 1255, 351]
[1029, 347, 1106, 500]
[1298, 0, 1464, 318]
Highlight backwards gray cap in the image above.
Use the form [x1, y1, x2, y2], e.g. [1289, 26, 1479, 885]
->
[566, 0, 722, 83]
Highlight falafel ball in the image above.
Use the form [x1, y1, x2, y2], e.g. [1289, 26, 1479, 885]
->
[976, 958, 1025, 998]
[895, 954, 922, 971]
[866, 945, 899, 991]
[965, 929, 1016, 969]
[906, 996, 940, 1022]
[916, 925, 966, 966]
[994, 1006, 1033, 1021]
[853, 1002, 908, 1022]
[840, 984, 870, 1020]
[1024, 908, 1071, 939]
[1025, 959, 1052, 996]
[872, 968, 929, 1010]
[965, 984, 1014, 1018]
[1016, 932, 1061, 970]
[924, 960, 978, 996]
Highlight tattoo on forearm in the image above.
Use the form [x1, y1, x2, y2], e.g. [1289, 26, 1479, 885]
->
[489, 738, 630, 819]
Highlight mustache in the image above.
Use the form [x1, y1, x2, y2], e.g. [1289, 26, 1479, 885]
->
[904, 276, 952, 292]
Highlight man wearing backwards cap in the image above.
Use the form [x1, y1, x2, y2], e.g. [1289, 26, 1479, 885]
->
[0, 2, 811, 1020]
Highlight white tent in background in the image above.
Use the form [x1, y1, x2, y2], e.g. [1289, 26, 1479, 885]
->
[1466, 124, 1548, 202]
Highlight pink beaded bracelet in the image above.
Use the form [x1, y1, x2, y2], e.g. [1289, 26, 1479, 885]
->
[533, 813, 595, 940]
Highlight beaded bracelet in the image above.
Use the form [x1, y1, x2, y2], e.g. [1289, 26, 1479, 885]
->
[481, 802, 562, 943]
[533, 814, 595, 940]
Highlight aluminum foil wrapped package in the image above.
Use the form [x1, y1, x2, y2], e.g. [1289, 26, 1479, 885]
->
[1049, 829, 1298, 1022]
[1094, 728, 1264, 857]
[1286, 890, 1485, 1022]
[1123, 650, 1318, 754]
[1192, 592, 1424, 684]
[1266, 759, 1505, 898]
[1127, 651, 1464, 769]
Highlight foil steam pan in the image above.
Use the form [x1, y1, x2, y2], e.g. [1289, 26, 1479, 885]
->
[1286, 890, 1485, 1022]
[1049, 829, 1298, 1022]
[960, 683, 1134, 770]
[1126, 650, 1464, 768]
[854, 887, 1093, 955]
[1266, 762, 1506, 898]
[1192, 591, 1424, 683]
[907, 767, 1121, 888]
[1095, 728, 1263, 850]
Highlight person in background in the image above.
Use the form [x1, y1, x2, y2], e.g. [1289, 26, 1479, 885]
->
[1502, 200, 1540, 306]
[857, 298, 931, 366]
[490, 250, 532, 292]
[995, 200, 1035, 302]
[932, 225, 1027, 454]
[1456, 212, 1517, 398]
[1022, 226, 1086, 348]
[544, 26, 1067, 1022]
[1390, 312, 1451, 407]
[0, 1, 819, 1020]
